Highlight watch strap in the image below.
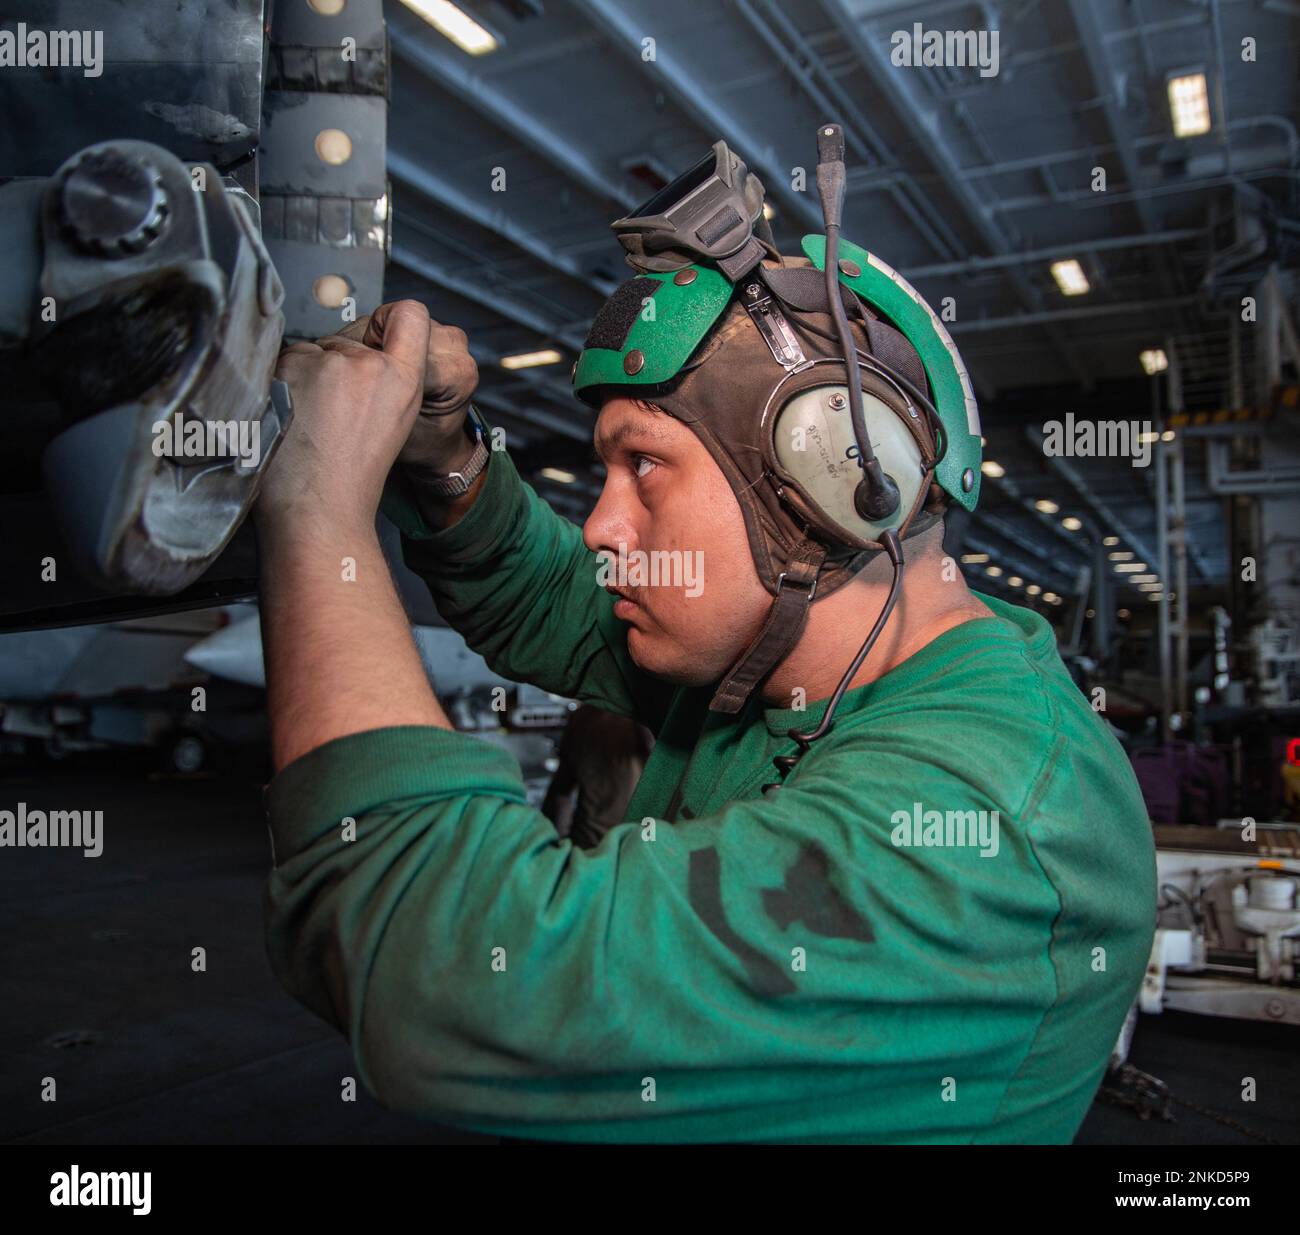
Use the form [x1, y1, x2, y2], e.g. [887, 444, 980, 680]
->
[413, 417, 489, 497]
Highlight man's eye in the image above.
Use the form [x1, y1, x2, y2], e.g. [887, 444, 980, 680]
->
[631, 454, 657, 479]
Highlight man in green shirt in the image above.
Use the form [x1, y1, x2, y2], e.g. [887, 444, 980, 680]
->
[254, 162, 1156, 1142]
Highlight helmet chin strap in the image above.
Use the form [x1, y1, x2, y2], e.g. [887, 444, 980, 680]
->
[707, 538, 825, 715]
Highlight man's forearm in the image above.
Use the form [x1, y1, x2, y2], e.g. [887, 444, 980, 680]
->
[257, 516, 451, 772]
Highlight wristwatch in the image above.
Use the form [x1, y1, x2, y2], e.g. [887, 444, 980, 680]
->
[412, 409, 490, 498]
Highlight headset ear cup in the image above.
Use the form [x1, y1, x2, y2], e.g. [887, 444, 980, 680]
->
[766, 366, 933, 550]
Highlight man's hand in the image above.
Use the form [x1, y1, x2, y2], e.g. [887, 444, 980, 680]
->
[335, 302, 479, 475]
[257, 299, 431, 533]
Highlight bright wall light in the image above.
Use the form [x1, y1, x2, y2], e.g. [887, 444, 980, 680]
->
[539, 467, 576, 484]
[1026, 584, 1042, 596]
[400, 0, 498, 54]
[1115, 562, 1148, 573]
[986, 565, 1004, 578]
[1103, 536, 1120, 546]
[501, 348, 563, 370]
[981, 460, 1005, 478]
[1050, 259, 1089, 296]
[1140, 348, 1168, 375]
[1109, 550, 1134, 561]
[1008, 576, 1024, 587]
[1130, 574, 1158, 584]
[762, 202, 776, 221]
[961, 553, 990, 564]
[1168, 72, 1211, 138]
[1034, 498, 1059, 514]
[1062, 516, 1083, 531]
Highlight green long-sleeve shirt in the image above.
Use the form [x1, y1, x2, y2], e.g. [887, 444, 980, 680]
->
[262, 444, 1157, 1144]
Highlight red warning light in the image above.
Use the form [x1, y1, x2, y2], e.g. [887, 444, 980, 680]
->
[1288, 738, 1300, 765]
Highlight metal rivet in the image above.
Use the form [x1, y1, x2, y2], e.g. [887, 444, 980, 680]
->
[961, 467, 975, 492]
[673, 268, 697, 286]
[828, 393, 847, 410]
[623, 349, 645, 375]
[838, 258, 861, 278]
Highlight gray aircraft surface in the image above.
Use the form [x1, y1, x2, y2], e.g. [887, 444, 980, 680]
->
[0, 0, 389, 632]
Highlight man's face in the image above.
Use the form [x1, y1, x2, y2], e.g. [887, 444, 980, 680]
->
[584, 396, 769, 684]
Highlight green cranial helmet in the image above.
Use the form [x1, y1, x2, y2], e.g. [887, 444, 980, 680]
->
[573, 234, 982, 517]
[572, 129, 983, 779]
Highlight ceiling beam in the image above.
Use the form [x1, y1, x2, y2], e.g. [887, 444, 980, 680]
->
[1064, 0, 1201, 348]
[948, 296, 1199, 333]
[389, 150, 617, 297]
[903, 229, 1203, 280]
[389, 10, 637, 212]
[732, 0, 964, 261]
[1066, 0, 1159, 234]
[817, 0, 1092, 386]
[568, 0, 827, 234]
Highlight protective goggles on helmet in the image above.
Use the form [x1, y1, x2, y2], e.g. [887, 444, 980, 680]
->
[609, 139, 775, 279]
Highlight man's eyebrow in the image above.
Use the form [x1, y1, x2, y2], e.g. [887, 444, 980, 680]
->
[593, 417, 673, 459]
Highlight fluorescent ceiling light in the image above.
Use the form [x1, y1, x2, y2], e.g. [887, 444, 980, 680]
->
[1026, 584, 1042, 596]
[400, 0, 498, 55]
[501, 348, 563, 370]
[1043, 592, 1061, 604]
[539, 467, 575, 484]
[1129, 574, 1158, 584]
[1161, 430, 1176, 442]
[1109, 550, 1134, 561]
[986, 565, 1004, 578]
[1115, 562, 1148, 573]
[1140, 348, 1168, 375]
[1008, 576, 1024, 588]
[1103, 536, 1120, 547]
[1061, 516, 1083, 531]
[1138, 430, 1160, 443]
[1168, 72, 1211, 138]
[1034, 498, 1059, 514]
[961, 553, 990, 564]
[981, 460, 1005, 479]
[1050, 259, 1089, 296]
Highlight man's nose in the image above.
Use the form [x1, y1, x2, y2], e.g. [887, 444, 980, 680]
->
[582, 479, 638, 557]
